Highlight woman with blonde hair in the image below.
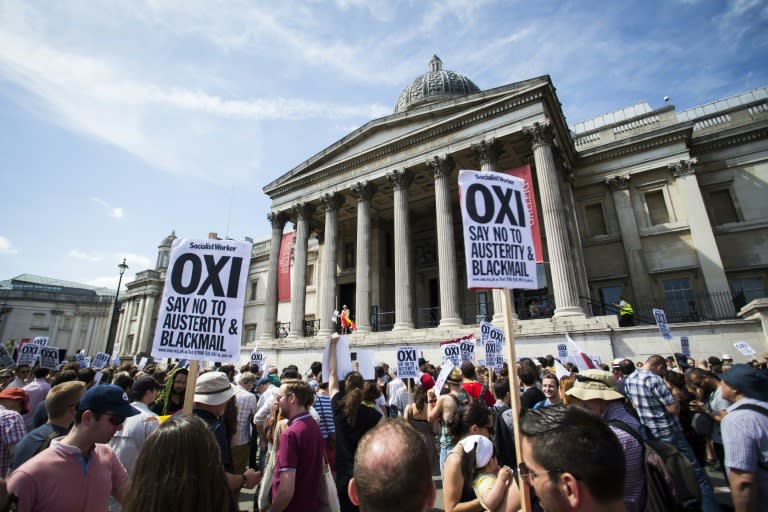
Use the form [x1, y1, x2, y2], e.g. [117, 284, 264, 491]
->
[123, 414, 234, 512]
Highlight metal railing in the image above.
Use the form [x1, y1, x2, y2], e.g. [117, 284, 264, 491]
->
[303, 319, 320, 337]
[633, 291, 739, 323]
[275, 322, 290, 338]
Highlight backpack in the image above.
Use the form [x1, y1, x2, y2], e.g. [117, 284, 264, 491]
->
[609, 420, 701, 512]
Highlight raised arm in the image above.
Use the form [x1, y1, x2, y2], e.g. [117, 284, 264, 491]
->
[328, 333, 341, 399]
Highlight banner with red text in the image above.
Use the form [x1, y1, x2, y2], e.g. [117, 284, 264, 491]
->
[505, 165, 543, 263]
[278, 231, 294, 302]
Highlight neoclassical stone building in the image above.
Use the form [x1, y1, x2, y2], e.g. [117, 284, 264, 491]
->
[116, 57, 768, 368]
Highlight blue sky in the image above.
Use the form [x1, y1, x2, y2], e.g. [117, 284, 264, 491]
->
[1, 0, 766, 290]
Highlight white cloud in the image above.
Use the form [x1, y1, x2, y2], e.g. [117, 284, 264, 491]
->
[90, 197, 125, 219]
[68, 250, 103, 263]
[0, 236, 18, 254]
[114, 253, 153, 269]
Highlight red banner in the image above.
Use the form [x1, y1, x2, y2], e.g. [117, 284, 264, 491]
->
[277, 231, 294, 302]
[504, 165, 543, 263]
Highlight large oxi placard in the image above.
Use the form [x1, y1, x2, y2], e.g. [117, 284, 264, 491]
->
[152, 238, 251, 363]
[458, 170, 538, 290]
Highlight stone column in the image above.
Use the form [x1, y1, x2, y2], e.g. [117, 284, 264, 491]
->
[261, 212, 287, 340]
[387, 169, 415, 330]
[669, 160, 732, 302]
[139, 293, 157, 353]
[351, 181, 376, 332]
[471, 138, 517, 324]
[524, 121, 584, 317]
[84, 315, 95, 354]
[131, 298, 147, 354]
[289, 203, 314, 338]
[69, 314, 81, 353]
[318, 193, 344, 336]
[606, 175, 653, 298]
[428, 155, 462, 327]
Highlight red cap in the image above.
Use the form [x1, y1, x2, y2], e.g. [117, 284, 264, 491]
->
[0, 387, 29, 414]
[420, 374, 435, 390]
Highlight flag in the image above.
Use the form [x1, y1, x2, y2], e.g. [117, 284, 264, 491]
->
[553, 359, 571, 380]
[566, 333, 596, 372]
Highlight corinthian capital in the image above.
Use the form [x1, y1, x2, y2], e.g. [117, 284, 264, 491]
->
[292, 202, 315, 221]
[470, 139, 504, 167]
[523, 120, 554, 147]
[606, 175, 630, 191]
[320, 192, 344, 212]
[668, 159, 697, 177]
[350, 181, 377, 202]
[386, 169, 413, 190]
[267, 211, 288, 230]
[426, 154, 455, 180]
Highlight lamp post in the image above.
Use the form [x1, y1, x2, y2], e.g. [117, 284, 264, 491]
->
[105, 259, 128, 356]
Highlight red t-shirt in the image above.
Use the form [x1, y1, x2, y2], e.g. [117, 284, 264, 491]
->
[462, 381, 495, 407]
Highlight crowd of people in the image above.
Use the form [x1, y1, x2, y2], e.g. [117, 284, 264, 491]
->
[0, 340, 766, 511]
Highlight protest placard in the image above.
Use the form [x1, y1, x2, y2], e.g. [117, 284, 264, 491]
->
[458, 170, 538, 290]
[681, 337, 690, 357]
[32, 336, 49, 346]
[733, 342, 756, 356]
[460, 336, 476, 362]
[0, 346, 15, 368]
[249, 350, 266, 370]
[39, 346, 60, 370]
[17, 343, 40, 367]
[356, 350, 376, 380]
[480, 322, 504, 370]
[91, 352, 111, 370]
[137, 357, 148, 370]
[441, 340, 461, 367]
[653, 308, 673, 340]
[396, 346, 419, 379]
[434, 359, 456, 396]
[152, 238, 252, 363]
[322, 334, 354, 382]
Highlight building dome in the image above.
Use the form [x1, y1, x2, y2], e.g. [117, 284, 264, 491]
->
[158, 230, 177, 248]
[394, 55, 481, 113]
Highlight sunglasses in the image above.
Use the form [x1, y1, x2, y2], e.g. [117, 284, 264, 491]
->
[517, 462, 566, 483]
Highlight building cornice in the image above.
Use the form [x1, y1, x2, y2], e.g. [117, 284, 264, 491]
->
[576, 127, 691, 165]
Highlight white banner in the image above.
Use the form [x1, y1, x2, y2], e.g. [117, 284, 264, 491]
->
[32, 336, 49, 346]
[250, 350, 266, 369]
[733, 342, 756, 356]
[396, 346, 419, 379]
[322, 335, 354, 382]
[356, 350, 376, 380]
[680, 337, 690, 357]
[434, 359, 456, 395]
[458, 170, 538, 290]
[152, 238, 252, 363]
[39, 346, 60, 370]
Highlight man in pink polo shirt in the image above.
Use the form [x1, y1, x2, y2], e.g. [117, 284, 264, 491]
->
[7, 384, 140, 512]
[269, 380, 324, 512]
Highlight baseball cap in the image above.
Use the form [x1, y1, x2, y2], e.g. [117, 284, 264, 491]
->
[566, 370, 624, 402]
[459, 435, 494, 468]
[720, 364, 768, 401]
[0, 387, 29, 414]
[194, 372, 236, 406]
[721, 354, 733, 361]
[255, 376, 271, 388]
[132, 376, 162, 398]
[78, 384, 140, 417]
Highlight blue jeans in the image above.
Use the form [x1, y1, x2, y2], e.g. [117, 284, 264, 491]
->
[439, 443, 454, 482]
[656, 429, 721, 512]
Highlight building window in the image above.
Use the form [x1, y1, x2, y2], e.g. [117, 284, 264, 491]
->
[731, 277, 766, 304]
[584, 203, 608, 236]
[306, 265, 315, 287]
[645, 190, 669, 225]
[707, 189, 739, 225]
[250, 279, 259, 301]
[663, 278, 697, 321]
[344, 242, 356, 269]
[61, 316, 72, 330]
[32, 313, 47, 328]
[244, 325, 256, 345]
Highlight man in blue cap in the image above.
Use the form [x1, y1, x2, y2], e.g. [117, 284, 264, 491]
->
[720, 364, 768, 512]
[8, 384, 140, 511]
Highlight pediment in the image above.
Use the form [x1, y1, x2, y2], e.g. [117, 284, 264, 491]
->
[263, 76, 553, 199]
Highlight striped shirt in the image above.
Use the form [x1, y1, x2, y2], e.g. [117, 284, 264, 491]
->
[233, 386, 257, 446]
[314, 393, 335, 439]
[624, 368, 681, 439]
[722, 398, 768, 503]
[0, 406, 27, 477]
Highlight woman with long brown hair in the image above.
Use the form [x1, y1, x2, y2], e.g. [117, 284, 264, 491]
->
[123, 414, 234, 512]
[328, 334, 382, 512]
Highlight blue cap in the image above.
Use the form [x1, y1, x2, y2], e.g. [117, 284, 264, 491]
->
[78, 384, 140, 417]
[255, 376, 271, 388]
[721, 364, 768, 401]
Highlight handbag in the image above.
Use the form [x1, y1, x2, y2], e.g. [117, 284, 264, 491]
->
[318, 454, 341, 512]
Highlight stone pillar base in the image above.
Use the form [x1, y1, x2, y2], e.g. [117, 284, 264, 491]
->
[393, 323, 414, 331]
[553, 307, 586, 318]
[439, 317, 463, 328]
[318, 328, 334, 337]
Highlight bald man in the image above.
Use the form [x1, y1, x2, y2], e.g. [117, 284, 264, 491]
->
[348, 419, 435, 512]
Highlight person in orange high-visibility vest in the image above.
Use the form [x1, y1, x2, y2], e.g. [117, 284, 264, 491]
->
[340, 305, 356, 334]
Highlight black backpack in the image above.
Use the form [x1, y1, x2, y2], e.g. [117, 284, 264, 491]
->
[609, 420, 701, 512]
